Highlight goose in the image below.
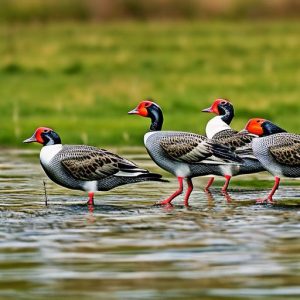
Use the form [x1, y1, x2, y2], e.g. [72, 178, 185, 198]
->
[24, 127, 165, 205]
[128, 100, 242, 206]
[202, 98, 263, 191]
[244, 118, 299, 203]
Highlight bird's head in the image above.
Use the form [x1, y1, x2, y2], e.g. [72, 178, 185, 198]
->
[244, 118, 265, 136]
[128, 100, 163, 131]
[23, 127, 61, 146]
[244, 118, 286, 137]
[202, 98, 233, 116]
[128, 100, 161, 117]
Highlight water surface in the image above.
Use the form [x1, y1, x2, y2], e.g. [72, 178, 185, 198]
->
[0, 149, 299, 300]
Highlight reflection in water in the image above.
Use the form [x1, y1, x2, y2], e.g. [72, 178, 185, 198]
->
[204, 190, 216, 207]
[221, 190, 233, 203]
[0, 149, 299, 300]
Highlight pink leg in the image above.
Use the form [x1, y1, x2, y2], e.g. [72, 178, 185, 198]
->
[87, 192, 94, 205]
[184, 178, 193, 206]
[221, 175, 232, 192]
[158, 177, 184, 205]
[256, 176, 280, 204]
[204, 177, 215, 191]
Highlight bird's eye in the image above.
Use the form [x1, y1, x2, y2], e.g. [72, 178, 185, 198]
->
[221, 101, 227, 104]
[43, 129, 49, 133]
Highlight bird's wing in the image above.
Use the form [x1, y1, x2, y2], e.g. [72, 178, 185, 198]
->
[213, 129, 256, 149]
[213, 129, 258, 160]
[59, 145, 147, 180]
[160, 133, 213, 163]
[160, 133, 242, 163]
[269, 138, 300, 166]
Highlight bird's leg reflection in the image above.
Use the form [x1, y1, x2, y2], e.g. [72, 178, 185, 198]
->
[85, 192, 95, 219]
[86, 204, 96, 223]
[204, 190, 215, 207]
[163, 203, 175, 211]
[87, 204, 94, 213]
[221, 190, 233, 203]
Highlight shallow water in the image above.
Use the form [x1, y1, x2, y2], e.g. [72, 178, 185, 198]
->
[0, 148, 299, 300]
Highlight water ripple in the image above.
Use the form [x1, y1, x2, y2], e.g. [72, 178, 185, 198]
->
[0, 149, 299, 300]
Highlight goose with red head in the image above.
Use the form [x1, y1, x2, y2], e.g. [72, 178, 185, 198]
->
[129, 100, 242, 206]
[202, 98, 264, 191]
[24, 127, 166, 205]
[244, 118, 300, 203]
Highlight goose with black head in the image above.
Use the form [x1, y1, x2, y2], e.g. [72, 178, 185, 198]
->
[202, 98, 264, 191]
[24, 127, 166, 205]
[245, 118, 299, 203]
[129, 100, 242, 206]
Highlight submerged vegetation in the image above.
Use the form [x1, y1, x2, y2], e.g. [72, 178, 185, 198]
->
[0, 21, 299, 146]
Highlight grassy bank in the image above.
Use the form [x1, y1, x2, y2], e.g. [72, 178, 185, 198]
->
[0, 21, 299, 147]
[1, 0, 300, 22]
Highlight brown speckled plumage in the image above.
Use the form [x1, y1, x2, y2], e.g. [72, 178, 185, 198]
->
[212, 129, 255, 150]
[160, 133, 213, 163]
[60, 145, 137, 181]
[269, 136, 300, 166]
[40, 144, 164, 193]
[210, 128, 262, 175]
[252, 132, 300, 178]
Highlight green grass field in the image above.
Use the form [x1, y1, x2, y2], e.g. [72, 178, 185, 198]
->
[0, 21, 299, 147]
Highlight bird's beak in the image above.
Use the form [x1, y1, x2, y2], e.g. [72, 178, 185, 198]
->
[23, 134, 37, 143]
[202, 106, 213, 113]
[128, 107, 139, 115]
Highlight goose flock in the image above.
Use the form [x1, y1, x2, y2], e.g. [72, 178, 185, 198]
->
[23, 98, 300, 206]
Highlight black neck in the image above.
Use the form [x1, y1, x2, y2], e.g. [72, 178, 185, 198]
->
[42, 132, 62, 146]
[262, 121, 286, 137]
[219, 105, 234, 125]
[149, 106, 163, 131]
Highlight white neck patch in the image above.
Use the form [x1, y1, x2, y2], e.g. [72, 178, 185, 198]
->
[144, 131, 156, 145]
[40, 144, 63, 166]
[205, 116, 231, 139]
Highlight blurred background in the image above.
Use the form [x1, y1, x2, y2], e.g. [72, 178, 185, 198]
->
[0, 0, 299, 146]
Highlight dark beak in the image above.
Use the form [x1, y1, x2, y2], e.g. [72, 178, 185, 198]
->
[23, 134, 37, 143]
[128, 107, 139, 115]
[202, 106, 213, 113]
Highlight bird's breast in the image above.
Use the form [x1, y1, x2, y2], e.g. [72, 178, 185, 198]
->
[40, 144, 63, 166]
